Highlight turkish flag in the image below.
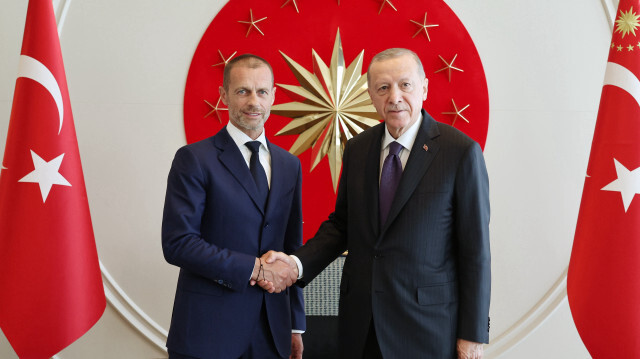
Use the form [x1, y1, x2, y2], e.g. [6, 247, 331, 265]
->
[568, 0, 640, 356]
[0, 1, 105, 358]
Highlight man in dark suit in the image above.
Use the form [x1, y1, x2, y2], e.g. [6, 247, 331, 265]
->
[264, 48, 490, 358]
[162, 54, 305, 359]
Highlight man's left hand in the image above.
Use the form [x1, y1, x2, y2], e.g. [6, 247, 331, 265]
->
[457, 339, 483, 359]
[290, 333, 303, 359]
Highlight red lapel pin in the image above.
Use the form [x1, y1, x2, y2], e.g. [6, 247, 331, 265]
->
[423, 144, 429, 151]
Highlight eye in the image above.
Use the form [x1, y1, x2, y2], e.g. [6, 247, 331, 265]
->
[237, 89, 247, 95]
[377, 85, 389, 93]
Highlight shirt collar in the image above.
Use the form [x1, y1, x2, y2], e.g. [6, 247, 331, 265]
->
[381, 114, 423, 152]
[226, 121, 269, 153]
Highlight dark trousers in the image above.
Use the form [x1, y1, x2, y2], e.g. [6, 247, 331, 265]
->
[239, 302, 282, 359]
[362, 319, 384, 359]
[169, 299, 283, 359]
[168, 351, 198, 359]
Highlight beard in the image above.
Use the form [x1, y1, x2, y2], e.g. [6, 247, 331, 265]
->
[229, 105, 270, 131]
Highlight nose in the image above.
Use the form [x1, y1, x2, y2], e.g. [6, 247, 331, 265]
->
[247, 92, 259, 105]
[388, 86, 402, 104]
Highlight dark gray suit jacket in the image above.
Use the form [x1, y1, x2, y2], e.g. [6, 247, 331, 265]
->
[295, 110, 490, 358]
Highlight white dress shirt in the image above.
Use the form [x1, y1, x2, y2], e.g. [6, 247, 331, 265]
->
[226, 122, 271, 188]
[379, 114, 423, 181]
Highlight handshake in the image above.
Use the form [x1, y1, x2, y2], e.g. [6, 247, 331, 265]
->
[250, 251, 299, 293]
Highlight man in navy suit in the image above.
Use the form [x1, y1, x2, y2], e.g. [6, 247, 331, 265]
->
[265, 48, 490, 358]
[162, 54, 305, 359]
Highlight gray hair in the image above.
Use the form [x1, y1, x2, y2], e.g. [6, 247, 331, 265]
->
[367, 48, 426, 83]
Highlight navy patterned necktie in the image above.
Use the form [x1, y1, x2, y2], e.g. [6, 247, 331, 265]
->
[245, 141, 269, 209]
[379, 141, 403, 225]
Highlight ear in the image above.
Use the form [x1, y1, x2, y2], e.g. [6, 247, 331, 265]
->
[422, 78, 428, 101]
[270, 86, 277, 105]
[219, 86, 228, 105]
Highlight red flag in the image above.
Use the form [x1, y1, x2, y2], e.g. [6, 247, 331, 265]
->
[0, 1, 105, 358]
[568, 0, 640, 356]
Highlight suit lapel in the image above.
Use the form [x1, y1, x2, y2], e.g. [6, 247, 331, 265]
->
[365, 124, 385, 238]
[215, 128, 265, 215]
[380, 111, 440, 236]
[264, 140, 285, 218]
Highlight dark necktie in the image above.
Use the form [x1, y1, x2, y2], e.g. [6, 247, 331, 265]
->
[379, 141, 403, 225]
[245, 141, 269, 209]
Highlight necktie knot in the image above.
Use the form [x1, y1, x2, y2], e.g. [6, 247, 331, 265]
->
[388, 141, 403, 157]
[245, 141, 261, 154]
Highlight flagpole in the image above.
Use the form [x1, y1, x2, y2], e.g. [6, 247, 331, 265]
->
[55, 0, 72, 36]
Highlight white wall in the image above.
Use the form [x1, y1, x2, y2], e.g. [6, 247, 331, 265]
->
[0, 0, 614, 357]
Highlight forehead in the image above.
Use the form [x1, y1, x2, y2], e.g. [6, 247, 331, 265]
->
[227, 64, 273, 88]
[368, 54, 420, 83]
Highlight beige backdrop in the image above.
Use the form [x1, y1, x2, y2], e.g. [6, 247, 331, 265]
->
[0, 0, 615, 358]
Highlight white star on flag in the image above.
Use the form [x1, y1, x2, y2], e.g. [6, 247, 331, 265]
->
[19, 150, 71, 203]
[601, 158, 640, 212]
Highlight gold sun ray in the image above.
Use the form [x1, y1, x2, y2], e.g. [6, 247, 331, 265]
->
[272, 29, 380, 191]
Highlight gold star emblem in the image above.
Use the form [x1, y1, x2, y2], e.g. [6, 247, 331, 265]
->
[434, 54, 463, 82]
[212, 50, 237, 67]
[616, 7, 640, 38]
[410, 12, 439, 41]
[238, 9, 267, 37]
[378, 0, 397, 15]
[629, 44, 635, 51]
[618, 45, 624, 51]
[442, 99, 469, 127]
[611, 42, 616, 49]
[204, 97, 227, 123]
[271, 30, 380, 191]
[281, 0, 300, 13]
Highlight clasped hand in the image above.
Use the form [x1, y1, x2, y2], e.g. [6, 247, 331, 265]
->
[250, 251, 298, 293]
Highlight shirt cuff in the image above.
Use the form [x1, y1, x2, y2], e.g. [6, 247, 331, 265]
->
[290, 255, 303, 279]
[292, 329, 305, 334]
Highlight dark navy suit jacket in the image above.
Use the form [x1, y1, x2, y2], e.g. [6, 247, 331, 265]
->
[295, 110, 490, 358]
[162, 127, 305, 359]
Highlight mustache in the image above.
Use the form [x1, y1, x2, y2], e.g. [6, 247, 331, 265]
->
[386, 105, 408, 111]
[243, 106, 265, 114]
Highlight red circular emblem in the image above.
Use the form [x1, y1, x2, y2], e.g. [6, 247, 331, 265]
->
[184, 0, 489, 241]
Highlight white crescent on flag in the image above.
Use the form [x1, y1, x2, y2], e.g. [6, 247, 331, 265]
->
[604, 61, 640, 107]
[17, 55, 64, 134]
[600, 62, 640, 212]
